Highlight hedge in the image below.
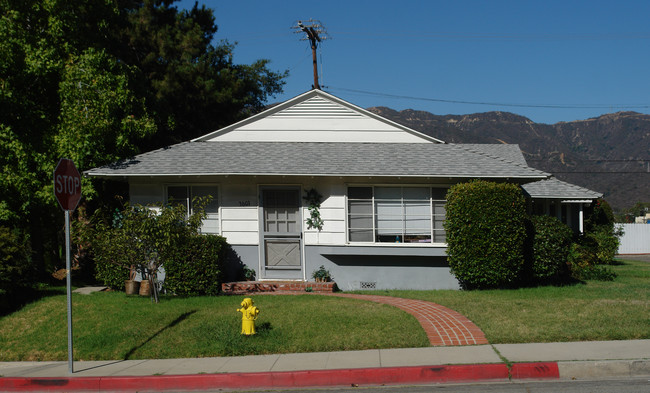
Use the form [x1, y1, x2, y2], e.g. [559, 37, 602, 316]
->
[163, 234, 228, 296]
[444, 180, 527, 289]
[529, 215, 573, 283]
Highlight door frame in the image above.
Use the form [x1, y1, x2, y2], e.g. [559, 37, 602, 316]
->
[258, 185, 304, 280]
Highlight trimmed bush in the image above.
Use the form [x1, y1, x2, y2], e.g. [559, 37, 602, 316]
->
[163, 234, 227, 296]
[529, 215, 573, 282]
[444, 180, 527, 289]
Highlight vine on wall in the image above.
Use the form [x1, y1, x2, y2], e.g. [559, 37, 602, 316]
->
[303, 188, 324, 231]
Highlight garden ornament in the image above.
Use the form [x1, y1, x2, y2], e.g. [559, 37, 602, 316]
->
[237, 297, 260, 335]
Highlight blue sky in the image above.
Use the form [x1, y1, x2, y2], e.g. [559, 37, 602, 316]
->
[178, 0, 650, 124]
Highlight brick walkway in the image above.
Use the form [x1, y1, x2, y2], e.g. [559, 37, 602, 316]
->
[328, 293, 488, 346]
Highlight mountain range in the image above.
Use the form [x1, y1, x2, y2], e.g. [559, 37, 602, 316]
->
[368, 108, 649, 210]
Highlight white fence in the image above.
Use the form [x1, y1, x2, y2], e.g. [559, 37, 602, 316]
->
[617, 224, 650, 254]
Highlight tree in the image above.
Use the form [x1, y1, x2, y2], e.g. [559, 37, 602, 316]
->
[0, 0, 287, 277]
[55, 48, 157, 200]
[111, 0, 288, 146]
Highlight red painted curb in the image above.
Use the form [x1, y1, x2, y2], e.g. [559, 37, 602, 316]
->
[511, 362, 560, 380]
[0, 363, 510, 391]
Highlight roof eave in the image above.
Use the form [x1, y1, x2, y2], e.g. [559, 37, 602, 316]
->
[86, 172, 550, 179]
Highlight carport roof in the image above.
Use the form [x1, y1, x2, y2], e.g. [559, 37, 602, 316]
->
[522, 177, 602, 200]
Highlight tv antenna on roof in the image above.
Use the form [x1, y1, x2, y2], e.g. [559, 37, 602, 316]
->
[292, 19, 329, 90]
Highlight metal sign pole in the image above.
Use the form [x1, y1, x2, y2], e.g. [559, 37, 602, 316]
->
[53, 158, 81, 375]
[65, 209, 74, 374]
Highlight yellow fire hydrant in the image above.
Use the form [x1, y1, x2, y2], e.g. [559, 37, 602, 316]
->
[237, 297, 260, 335]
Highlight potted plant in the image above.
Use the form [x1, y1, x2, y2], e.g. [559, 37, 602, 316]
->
[311, 265, 332, 282]
[243, 266, 256, 281]
[124, 265, 140, 295]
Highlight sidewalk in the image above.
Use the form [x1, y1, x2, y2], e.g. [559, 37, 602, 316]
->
[1, 340, 649, 391]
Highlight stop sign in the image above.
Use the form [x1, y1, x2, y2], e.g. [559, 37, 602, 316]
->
[53, 158, 82, 211]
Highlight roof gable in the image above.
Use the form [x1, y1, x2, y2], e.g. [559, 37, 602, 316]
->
[194, 90, 444, 144]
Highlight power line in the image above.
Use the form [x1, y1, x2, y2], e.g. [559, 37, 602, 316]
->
[527, 159, 649, 162]
[327, 86, 650, 110]
[330, 31, 650, 42]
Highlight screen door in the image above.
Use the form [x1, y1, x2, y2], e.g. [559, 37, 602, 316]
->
[261, 188, 302, 278]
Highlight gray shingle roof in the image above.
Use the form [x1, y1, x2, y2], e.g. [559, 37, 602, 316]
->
[522, 177, 602, 199]
[86, 141, 549, 179]
[458, 144, 528, 166]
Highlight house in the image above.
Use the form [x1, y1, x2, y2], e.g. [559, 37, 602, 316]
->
[86, 90, 601, 290]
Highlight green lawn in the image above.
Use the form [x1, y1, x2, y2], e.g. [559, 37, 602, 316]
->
[0, 293, 428, 361]
[369, 258, 650, 344]
[0, 258, 647, 361]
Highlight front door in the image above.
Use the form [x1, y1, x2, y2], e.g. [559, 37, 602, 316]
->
[260, 188, 302, 279]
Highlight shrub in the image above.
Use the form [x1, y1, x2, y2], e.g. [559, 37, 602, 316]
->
[585, 198, 615, 232]
[582, 198, 621, 265]
[586, 226, 620, 265]
[89, 198, 229, 296]
[567, 236, 617, 281]
[94, 254, 130, 290]
[88, 207, 144, 290]
[529, 215, 573, 283]
[565, 198, 621, 282]
[163, 234, 227, 296]
[444, 180, 527, 289]
[0, 227, 33, 304]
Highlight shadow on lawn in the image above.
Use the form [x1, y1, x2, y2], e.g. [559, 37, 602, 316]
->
[123, 310, 197, 360]
[0, 285, 67, 317]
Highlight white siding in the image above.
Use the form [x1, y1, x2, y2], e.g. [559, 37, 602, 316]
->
[210, 129, 428, 143]
[220, 183, 259, 245]
[203, 96, 432, 144]
[201, 216, 219, 234]
[303, 183, 347, 246]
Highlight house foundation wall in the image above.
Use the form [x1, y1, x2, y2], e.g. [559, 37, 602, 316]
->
[304, 246, 460, 291]
[226, 244, 460, 291]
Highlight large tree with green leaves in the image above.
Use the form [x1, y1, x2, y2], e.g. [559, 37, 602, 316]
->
[0, 0, 287, 277]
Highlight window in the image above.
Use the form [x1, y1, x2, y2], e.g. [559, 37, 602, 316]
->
[347, 186, 447, 244]
[166, 185, 219, 233]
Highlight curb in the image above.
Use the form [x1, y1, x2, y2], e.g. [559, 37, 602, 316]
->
[558, 359, 650, 380]
[0, 362, 558, 392]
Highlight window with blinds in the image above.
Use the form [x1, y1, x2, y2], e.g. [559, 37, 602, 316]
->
[347, 186, 447, 244]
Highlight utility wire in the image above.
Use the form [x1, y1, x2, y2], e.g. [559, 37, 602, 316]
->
[527, 159, 649, 162]
[327, 86, 650, 110]
[331, 31, 650, 42]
